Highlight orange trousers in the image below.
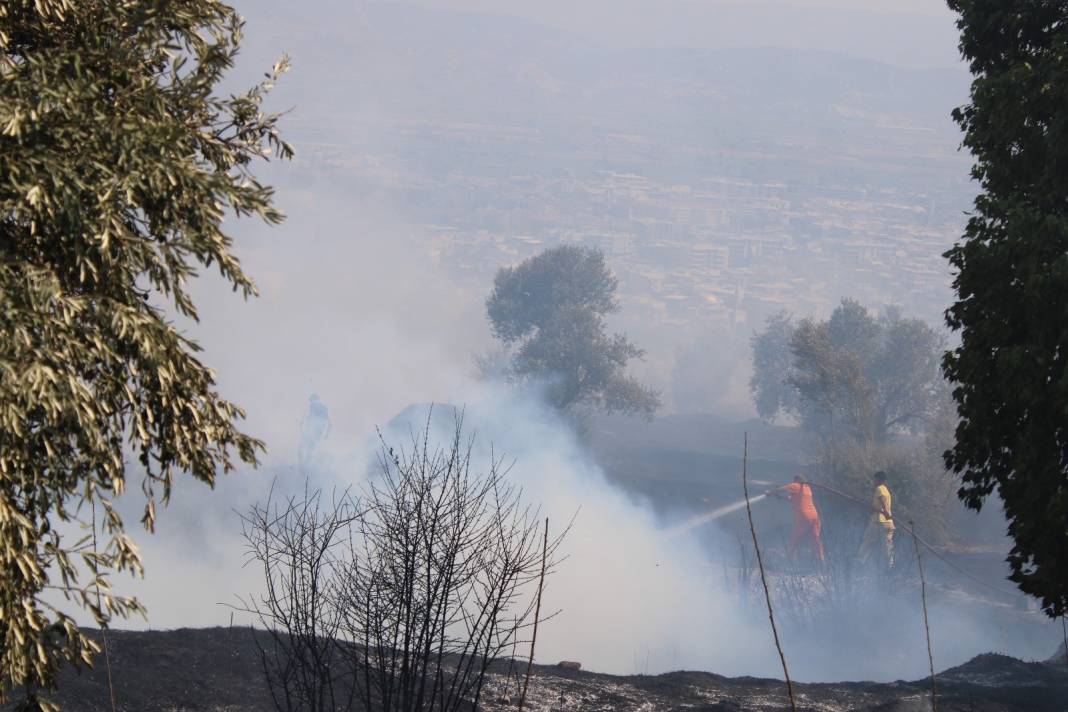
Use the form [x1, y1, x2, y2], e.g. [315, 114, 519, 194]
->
[789, 516, 825, 561]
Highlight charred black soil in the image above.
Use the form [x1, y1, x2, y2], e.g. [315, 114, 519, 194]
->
[6, 627, 1065, 711]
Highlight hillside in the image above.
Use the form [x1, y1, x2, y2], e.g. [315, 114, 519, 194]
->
[7, 628, 1066, 711]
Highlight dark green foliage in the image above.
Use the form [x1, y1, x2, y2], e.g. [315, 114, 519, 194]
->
[486, 245, 659, 419]
[487, 245, 618, 344]
[944, 0, 1068, 616]
[0, 0, 290, 704]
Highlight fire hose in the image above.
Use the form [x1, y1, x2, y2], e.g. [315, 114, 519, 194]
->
[801, 481, 1019, 599]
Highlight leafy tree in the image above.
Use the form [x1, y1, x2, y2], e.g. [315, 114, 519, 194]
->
[751, 300, 943, 444]
[944, 0, 1068, 616]
[749, 301, 954, 541]
[748, 311, 799, 421]
[486, 245, 659, 419]
[810, 396, 959, 547]
[0, 1, 290, 705]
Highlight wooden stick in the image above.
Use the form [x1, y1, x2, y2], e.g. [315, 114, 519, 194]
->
[911, 522, 938, 712]
[519, 518, 549, 711]
[742, 433, 796, 711]
[91, 497, 119, 712]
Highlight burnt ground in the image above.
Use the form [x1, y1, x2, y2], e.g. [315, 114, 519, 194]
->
[5, 627, 1066, 712]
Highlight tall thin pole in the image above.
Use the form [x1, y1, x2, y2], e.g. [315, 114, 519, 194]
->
[911, 523, 938, 712]
[742, 433, 796, 711]
[91, 497, 118, 712]
[519, 518, 549, 711]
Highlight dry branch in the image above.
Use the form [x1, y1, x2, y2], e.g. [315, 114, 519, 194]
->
[240, 412, 566, 712]
[742, 433, 796, 711]
[911, 523, 938, 712]
[519, 518, 549, 711]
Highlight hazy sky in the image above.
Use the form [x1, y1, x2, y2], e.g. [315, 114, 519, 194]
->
[400, 0, 962, 67]
[414, 0, 954, 19]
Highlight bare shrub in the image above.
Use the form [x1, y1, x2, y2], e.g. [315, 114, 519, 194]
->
[240, 413, 566, 712]
[239, 485, 358, 711]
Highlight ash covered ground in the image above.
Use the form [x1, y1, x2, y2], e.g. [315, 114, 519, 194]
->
[11, 627, 1066, 712]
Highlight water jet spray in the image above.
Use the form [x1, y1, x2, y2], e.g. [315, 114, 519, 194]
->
[663, 493, 769, 539]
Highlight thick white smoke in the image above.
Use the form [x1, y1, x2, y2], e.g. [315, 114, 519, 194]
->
[112, 370, 1063, 682]
[373, 390, 779, 677]
[112, 377, 781, 678]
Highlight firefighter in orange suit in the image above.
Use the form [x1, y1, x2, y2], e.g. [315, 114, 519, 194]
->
[770, 475, 825, 562]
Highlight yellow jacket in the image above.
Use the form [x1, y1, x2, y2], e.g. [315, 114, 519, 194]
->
[872, 484, 894, 529]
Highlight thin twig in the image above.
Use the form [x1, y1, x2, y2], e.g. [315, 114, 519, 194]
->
[519, 518, 549, 711]
[911, 522, 938, 712]
[742, 433, 796, 711]
[91, 498, 119, 712]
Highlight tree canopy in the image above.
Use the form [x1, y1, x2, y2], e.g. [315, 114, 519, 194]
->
[0, 1, 290, 705]
[749, 300, 953, 540]
[944, 0, 1068, 616]
[486, 245, 659, 420]
[748, 311, 799, 423]
[750, 300, 944, 444]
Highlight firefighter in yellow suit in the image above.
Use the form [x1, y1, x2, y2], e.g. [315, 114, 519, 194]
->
[859, 470, 895, 567]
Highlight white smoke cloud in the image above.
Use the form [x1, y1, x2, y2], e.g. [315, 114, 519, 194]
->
[110, 363, 1062, 682]
[109, 348, 781, 676]
[374, 389, 779, 677]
